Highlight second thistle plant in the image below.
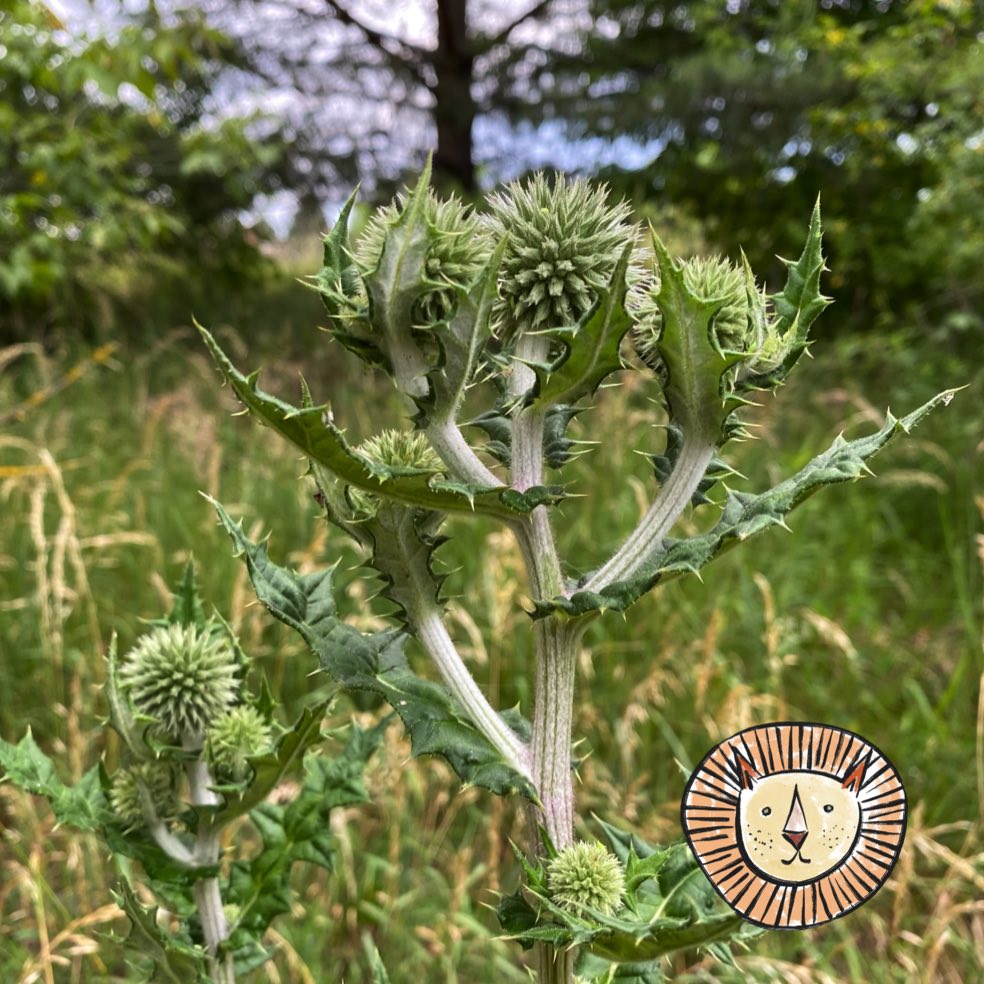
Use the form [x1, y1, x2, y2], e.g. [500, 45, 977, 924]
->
[0, 566, 385, 984]
[201, 160, 954, 983]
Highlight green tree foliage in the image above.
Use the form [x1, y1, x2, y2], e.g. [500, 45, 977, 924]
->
[538, 0, 983, 327]
[0, 1, 285, 342]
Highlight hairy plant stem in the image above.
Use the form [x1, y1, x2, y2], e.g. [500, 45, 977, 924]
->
[510, 334, 577, 984]
[426, 416, 502, 487]
[584, 430, 717, 592]
[415, 604, 531, 775]
[374, 502, 532, 779]
[183, 733, 235, 984]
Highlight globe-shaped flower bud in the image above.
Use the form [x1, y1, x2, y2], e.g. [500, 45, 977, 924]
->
[357, 429, 443, 471]
[356, 188, 491, 325]
[631, 254, 753, 373]
[205, 706, 274, 782]
[349, 430, 444, 518]
[109, 761, 177, 831]
[119, 624, 240, 741]
[485, 173, 635, 341]
[546, 841, 626, 916]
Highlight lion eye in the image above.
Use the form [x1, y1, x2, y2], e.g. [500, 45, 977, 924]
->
[761, 807, 772, 816]
[823, 804, 834, 813]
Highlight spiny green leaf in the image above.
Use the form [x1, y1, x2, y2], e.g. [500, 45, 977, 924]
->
[419, 238, 506, 426]
[211, 701, 328, 826]
[530, 243, 634, 409]
[211, 499, 537, 800]
[360, 504, 448, 628]
[314, 187, 363, 325]
[0, 731, 105, 831]
[576, 953, 665, 983]
[312, 188, 391, 371]
[198, 325, 563, 519]
[743, 197, 831, 391]
[113, 878, 208, 984]
[649, 230, 744, 444]
[535, 389, 957, 617]
[363, 158, 433, 386]
[167, 561, 207, 631]
[227, 720, 384, 944]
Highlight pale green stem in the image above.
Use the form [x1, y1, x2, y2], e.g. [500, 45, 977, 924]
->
[510, 333, 577, 984]
[426, 417, 502, 487]
[583, 432, 716, 592]
[415, 604, 531, 777]
[530, 618, 583, 846]
[140, 802, 195, 867]
[376, 504, 531, 779]
[183, 732, 235, 984]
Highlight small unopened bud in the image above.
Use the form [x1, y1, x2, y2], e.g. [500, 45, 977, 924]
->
[109, 761, 177, 831]
[349, 430, 444, 518]
[205, 706, 274, 782]
[546, 841, 626, 916]
[632, 254, 751, 365]
[357, 189, 490, 325]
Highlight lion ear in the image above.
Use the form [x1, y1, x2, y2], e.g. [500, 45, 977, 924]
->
[841, 752, 869, 794]
[734, 751, 761, 790]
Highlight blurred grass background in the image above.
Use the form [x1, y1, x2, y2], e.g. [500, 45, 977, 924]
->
[2, 0, 983, 981]
[0, 254, 980, 980]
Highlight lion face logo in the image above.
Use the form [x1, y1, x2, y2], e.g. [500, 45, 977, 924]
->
[682, 723, 906, 929]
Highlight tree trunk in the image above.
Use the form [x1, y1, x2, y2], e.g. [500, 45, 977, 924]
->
[434, 0, 476, 192]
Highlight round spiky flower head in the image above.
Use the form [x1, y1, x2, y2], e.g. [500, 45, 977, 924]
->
[485, 173, 634, 342]
[109, 761, 177, 831]
[546, 841, 626, 916]
[119, 624, 240, 741]
[356, 188, 491, 325]
[205, 705, 273, 782]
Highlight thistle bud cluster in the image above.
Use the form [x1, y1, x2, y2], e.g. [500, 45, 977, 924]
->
[316, 163, 807, 433]
[107, 620, 274, 833]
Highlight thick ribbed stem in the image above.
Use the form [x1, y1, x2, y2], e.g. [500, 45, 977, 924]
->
[509, 334, 577, 984]
[530, 618, 578, 846]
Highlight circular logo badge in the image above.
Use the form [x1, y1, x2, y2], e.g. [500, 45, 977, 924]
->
[681, 722, 906, 929]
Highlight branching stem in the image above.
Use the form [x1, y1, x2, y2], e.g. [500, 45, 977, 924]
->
[426, 417, 501, 487]
[584, 432, 716, 592]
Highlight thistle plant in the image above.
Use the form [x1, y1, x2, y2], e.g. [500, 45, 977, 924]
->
[199, 160, 953, 982]
[0, 567, 385, 983]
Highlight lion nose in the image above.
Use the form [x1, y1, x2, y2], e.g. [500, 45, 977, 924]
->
[782, 785, 809, 851]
